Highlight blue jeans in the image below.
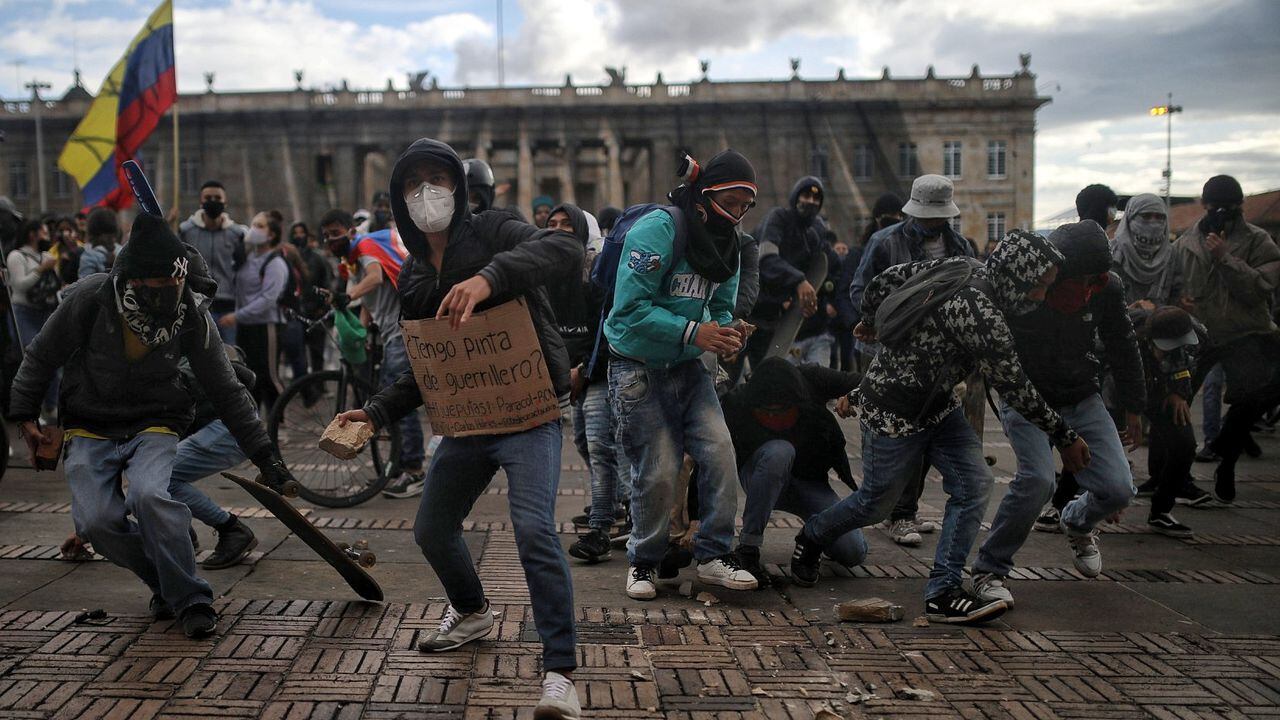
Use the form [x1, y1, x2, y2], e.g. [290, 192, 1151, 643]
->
[570, 398, 590, 466]
[12, 303, 59, 410]
[738, 439, 867, 566]
[583, 380, 630, 530]
[804, 408, 992, 599]
[790, 332, 835, 368]
[1202, 364, 1224, 446]
[169, 420, 247, 528]
[609, 358, 738, 567]
[381, 334, 426, 471]
[977, 394, 1135, 575]
[413, 421, 576, 671]
[65, 432, 213, 613]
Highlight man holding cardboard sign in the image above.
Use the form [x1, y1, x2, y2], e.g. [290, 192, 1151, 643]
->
[335, 139, 584, 720]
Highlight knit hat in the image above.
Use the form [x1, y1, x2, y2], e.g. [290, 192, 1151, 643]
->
[114, 213, 190, 281]
[532, 195, 555, 212]
[871, 193, 904, 219]
[1048, 221, 1111, 279]
[1202, 175, 1244, 206]
[1148, 306, 1199, 351]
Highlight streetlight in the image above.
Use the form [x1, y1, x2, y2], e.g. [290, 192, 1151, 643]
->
[1150, 93, 1183, 208]
[24, 79, 51, 213]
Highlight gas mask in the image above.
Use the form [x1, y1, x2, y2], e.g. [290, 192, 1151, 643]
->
[405, 182, 454, 234]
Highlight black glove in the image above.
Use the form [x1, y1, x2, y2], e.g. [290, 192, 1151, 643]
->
[331, 291, 351, 311]
[253, 452, 299, 495]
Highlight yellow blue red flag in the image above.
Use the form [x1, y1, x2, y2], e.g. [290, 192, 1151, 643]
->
[57, 0, 175, 210]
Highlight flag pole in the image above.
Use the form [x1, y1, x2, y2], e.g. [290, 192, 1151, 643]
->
[171, 98, 179, 226]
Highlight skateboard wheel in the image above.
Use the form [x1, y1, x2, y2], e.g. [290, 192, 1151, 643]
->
[354, 539, 369, 550]
[358, 551, 376, 568]
[337, 542, 351, 551]
[281, 481, 301, 498]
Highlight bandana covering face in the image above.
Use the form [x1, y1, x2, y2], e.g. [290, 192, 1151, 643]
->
[115, 276, 188, 348]
[1111, 193, 1173, 301]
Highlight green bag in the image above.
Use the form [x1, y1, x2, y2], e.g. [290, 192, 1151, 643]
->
[334, 308, 368, 365]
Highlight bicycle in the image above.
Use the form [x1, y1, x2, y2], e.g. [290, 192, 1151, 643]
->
[266, 309, 401, 507]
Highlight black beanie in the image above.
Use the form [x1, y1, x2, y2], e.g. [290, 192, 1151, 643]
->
[114, 213, 190, 281]
[695, 149, 757, 196]
[1048, 221, 1111, 278]
[872, 193, 904, 218]
[1202, 175, 1244, 206]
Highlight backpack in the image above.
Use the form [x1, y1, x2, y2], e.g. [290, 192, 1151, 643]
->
[585, 204, 687, 375]
[873, 257, 984, 350]
[26, 270, 61, 312]
[259, 250, 303, 315]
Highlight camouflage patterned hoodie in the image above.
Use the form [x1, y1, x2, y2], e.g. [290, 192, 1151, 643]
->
[853, 229, 1079, 447]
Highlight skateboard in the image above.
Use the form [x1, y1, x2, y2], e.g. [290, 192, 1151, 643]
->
[222, 472, 383, 601]
[764, 248, 830, 359]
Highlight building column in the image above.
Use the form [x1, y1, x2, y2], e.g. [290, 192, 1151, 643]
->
[602, 121, 624, 209]
[557, 139, 576, 205]
[279, 135, 302, 223]
[517, 120, 534, 215]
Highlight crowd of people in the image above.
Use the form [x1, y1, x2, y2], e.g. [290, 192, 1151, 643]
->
[1, 136, 1277, 719]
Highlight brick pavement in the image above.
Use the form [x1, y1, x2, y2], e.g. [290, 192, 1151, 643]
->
[1, 417, 1278, 718]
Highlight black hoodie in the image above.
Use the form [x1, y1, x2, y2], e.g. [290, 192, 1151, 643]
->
[542, 203, 595, 366]
[751, 175, 838, 339]
[362, 138, 584, 430]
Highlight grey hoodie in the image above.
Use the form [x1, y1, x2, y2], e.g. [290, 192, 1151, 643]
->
[180, 211, 247, 304]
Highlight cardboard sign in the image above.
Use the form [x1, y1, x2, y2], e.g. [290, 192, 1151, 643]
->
[400, 298, 561, 437]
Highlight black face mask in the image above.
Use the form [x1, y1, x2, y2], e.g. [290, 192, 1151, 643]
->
[201, 199, 225, 219]
[38, 238, 52, 251]
[327, 236, 351, 258]
[797, 203, 820, 219]
[912, 219, 945, 239]
[372, 210, 391, 229]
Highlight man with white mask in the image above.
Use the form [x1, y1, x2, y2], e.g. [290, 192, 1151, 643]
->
[334, 139, 585, 720]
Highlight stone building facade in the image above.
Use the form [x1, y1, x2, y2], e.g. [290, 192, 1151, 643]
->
[1, 60, 1047, 251]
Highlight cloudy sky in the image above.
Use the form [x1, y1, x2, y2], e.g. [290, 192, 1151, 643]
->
[2, 0, 1277, 220]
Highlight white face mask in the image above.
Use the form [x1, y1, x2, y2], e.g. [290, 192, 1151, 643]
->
[405, 182, 454, 234]
[246, 227, 271, 246]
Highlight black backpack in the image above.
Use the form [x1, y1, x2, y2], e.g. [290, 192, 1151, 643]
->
[259, 250, 303, 315]
[873, 257, 984, 350]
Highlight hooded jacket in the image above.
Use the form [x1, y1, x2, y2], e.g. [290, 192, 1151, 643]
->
[848, 218, 975, 328]
[752, 175, 838, 339]
[1007, 223, 1146, 414]
[180, 211, 247, 305]
[8, 245, 271, 459]
[361, 138, 583, 431]
[720, 357, 858, 488]
[543, 203, 594, 366]
[1174, 218, 1280, 347]
[854, 229, 1078, 447]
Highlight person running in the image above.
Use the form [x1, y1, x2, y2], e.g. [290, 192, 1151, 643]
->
[971, 222, 1143, 609]
[603, 149, 761, 601]
[336, 138, 584, 719]
[8, 214, 298, 638]
[791, 229, 1089, 624]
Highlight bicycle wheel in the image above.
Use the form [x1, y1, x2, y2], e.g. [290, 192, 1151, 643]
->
[268, 369, 400, 507]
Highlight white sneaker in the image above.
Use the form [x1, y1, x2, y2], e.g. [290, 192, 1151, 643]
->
[1063, 523, 1102, 578]
[915, 519, 940, 534]
[627, 565, 657, 600]
[696, 555, 758, 591]
[971, 572, 1015, 608]
[417, 603, 494, 652]
[885, 519, 922, 547]
[534, 671, 581, 719]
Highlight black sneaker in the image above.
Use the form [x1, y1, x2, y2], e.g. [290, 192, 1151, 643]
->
[1148, 513, 1193, 538]
[568, 529, 612, 563]
[179, 603, 218, 639]
[925, 587, 1009, 624]
[1033, 506, 1062, 533]
[1175, 484, 1213, 507]
[1213, 463, 1236, 504]
[571, 513, 591, 529]
[657, 544, 693, 586]
[1194, 445, 1220, 463]
[201, 517, 259, 570]
[789, 532, 823, 588]
[382, 471, 425, 499]
[735, 545, 769, 587]
[149, 594, 174, 620]
[1134, 478, 1160, 498]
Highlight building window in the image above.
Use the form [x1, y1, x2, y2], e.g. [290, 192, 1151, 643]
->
[315, 155, 334, 187]
[179, 159, 200, 195]
[897, 142, 919, 178]
[987, 212, 1006, 245]
[987, 140, 1007, 179]
[8, 161, 28, 199]
[853, 144, 873, 181]
[810, 145, 829, 183]
[53, 165, 73, 198]
[943, 141, 962, 179]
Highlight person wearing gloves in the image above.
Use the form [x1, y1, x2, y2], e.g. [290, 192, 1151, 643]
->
[335, 138, 585, 719]
[220, 212, 289, 411]
[8, 214, 297, 639]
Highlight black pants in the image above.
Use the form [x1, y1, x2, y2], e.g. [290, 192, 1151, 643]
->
[1195, 334, 1280, 494]
[1146, 406, 1197, 516]
[238, 322, 284, 413]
